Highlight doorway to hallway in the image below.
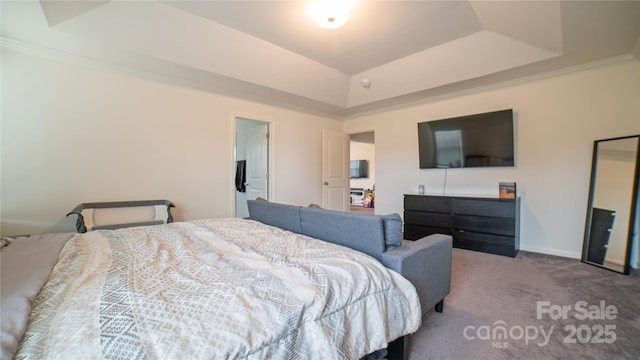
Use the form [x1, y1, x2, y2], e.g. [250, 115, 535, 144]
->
[235, 118, 270, 218]
[350, 131, 375, 215]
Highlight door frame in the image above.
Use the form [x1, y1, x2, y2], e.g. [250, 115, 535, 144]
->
[233, 116, 274, 218]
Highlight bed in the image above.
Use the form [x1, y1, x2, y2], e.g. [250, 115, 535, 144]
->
[1, 216, 422, 359]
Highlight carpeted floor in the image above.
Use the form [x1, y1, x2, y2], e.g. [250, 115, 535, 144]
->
[408, 249, 640, 359]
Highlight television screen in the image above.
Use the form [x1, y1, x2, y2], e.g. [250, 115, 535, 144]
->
[350, 160, 368, 178]
[418, 109, 514, 169]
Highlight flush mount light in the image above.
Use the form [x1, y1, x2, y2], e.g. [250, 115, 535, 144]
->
[308, 0, 354, 29]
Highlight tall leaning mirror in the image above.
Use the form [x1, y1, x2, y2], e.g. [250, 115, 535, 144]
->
[582, 135, 640, 274]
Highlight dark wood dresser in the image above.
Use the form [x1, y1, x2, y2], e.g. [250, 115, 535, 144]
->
[403, 194, 520, 257]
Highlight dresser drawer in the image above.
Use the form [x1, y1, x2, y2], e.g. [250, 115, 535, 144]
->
[404, 195, 452, 213]
[453, 215, 515, 236]
[452, 198, 515, 218]
[453, 231, 517, 257]
[404, 224, 452, 240]
[404, 210, 452, 229]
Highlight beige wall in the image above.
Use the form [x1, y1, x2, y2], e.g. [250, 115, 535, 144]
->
[2, 47, 640, 264]
[344, 60, 640, 259]
[1, 48, 343, 235]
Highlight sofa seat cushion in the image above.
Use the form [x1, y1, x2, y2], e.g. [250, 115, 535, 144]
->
[299, 207, 385, 260]
[247, 200, 302, 233]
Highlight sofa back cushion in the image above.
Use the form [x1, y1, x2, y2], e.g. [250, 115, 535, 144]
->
[299, 207, 385, 260]
[380, 213, 403, 249]
[247, 200, 302, 234]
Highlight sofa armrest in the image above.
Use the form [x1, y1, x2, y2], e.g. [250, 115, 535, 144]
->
[380, 234, 452, 314]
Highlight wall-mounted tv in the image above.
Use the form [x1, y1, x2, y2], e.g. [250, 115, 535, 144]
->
[418, 109, 515, 169]
[350, 160, 368, 178]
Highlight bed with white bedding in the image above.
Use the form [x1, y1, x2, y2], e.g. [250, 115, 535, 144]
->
[2, 218, 421, 359]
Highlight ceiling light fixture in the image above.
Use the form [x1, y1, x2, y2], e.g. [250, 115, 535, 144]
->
[308, 0, 354, 29]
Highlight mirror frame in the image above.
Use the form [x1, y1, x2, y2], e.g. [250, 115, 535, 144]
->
[582, 135, 640, 274]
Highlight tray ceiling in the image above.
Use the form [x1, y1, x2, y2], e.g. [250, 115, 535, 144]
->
[2, 1, 639, 117]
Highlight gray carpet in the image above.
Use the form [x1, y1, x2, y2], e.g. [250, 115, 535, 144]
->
[408, 249, 640, 359]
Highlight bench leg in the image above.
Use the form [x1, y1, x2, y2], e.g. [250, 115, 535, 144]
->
[435, 299, 444, 313]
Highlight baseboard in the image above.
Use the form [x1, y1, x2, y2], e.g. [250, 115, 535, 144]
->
[520, 246, 640, 270]
[518, 245, 580, 260]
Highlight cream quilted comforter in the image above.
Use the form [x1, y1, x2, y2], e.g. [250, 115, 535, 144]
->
[15, 218, 421, 359]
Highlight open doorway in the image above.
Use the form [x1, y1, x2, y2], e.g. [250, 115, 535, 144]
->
[349, 131, 375, 215]
[235, 118, 270, 218]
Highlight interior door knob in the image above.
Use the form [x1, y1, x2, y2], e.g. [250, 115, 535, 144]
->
[324, 181, 329, 185]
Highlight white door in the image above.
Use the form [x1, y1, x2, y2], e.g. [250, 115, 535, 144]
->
[322, 130, 350, 211]
[246, 124, 269, 200]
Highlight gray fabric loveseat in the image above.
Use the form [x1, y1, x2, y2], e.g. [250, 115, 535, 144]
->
[247, 199, 453, 315]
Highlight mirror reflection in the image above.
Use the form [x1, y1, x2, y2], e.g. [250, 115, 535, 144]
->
[582, 135, 640, 274]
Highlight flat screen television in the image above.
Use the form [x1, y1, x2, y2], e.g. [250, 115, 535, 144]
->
[417, 109, 515, 169]
[350, 160, 368, 178]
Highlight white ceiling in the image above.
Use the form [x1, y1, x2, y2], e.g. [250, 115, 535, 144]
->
[2, 1, 640, 117]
